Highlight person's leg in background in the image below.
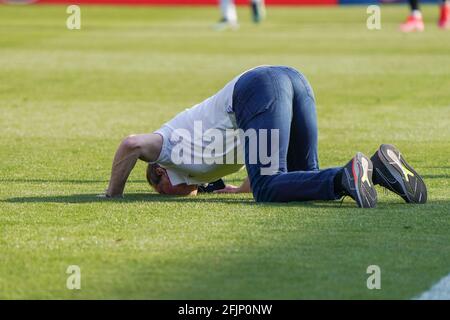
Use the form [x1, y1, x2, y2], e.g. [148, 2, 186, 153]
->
[400, 0, 425, 32]
[216, 0, 239, 30]
[410, 0, 421, 16]
[250, 0, 266, 24]
[233, 66, 376, 207]
[401, 0, 450, 32]
[439, 0, 450, 29]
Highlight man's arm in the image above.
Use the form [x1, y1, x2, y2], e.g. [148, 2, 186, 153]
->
[106, 133, 162, 197]
[214, 176, 251, 194]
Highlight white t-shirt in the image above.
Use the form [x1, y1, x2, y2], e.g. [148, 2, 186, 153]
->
[153, 69, 253, 185]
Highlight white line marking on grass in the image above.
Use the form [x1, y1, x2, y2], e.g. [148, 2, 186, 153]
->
[415, 273, 450, 300]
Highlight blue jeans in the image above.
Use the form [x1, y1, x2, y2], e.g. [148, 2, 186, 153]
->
[233, 66, 342, 202]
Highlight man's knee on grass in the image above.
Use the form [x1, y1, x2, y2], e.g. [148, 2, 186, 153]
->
[249, 174, 280, 203]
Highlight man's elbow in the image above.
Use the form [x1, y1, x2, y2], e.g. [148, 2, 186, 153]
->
[121, 135, 141, 151]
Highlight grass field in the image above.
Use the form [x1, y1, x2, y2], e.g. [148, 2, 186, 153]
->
[0, 4, 449, 299]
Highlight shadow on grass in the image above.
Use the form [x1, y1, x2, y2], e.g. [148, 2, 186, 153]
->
[0, 178, 147, 184]
[0, 178, 249, 184]
[1, 172, 447, 186]
[4, 193, 439, 209]
[421, 174, 450, 179]
[3, 193, 254, 204]
[2, 193, 369, 209]
[3, 193, 251, 204]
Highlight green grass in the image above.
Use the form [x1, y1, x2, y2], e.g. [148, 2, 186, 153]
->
[0, 4, 449, 299]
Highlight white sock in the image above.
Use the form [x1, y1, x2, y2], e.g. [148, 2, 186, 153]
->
[220, 0, 238, 24]
[412, 10, 422, 18]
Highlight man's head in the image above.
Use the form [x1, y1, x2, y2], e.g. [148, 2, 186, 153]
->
[146, 163, 197, 196]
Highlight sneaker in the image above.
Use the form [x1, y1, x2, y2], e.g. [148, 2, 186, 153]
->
[213, 18, 239, 31]
[341, 152, 377, 208]
[400, 15, 425, 32]
[370, 144, 427, 204]
[438, 4, 450, 29]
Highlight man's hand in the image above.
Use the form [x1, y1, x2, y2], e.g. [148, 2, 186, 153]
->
[214, 184, 243, 193]
[214, 177, 251, 194]
[97, 192, 123, 199]
[97, 193, 109, 198]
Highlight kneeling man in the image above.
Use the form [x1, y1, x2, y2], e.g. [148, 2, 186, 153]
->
[104, 66, 427, 208]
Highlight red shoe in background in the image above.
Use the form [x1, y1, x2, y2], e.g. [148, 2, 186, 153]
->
[400, 15, 425, 32]
[438, 4, 450, 29]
